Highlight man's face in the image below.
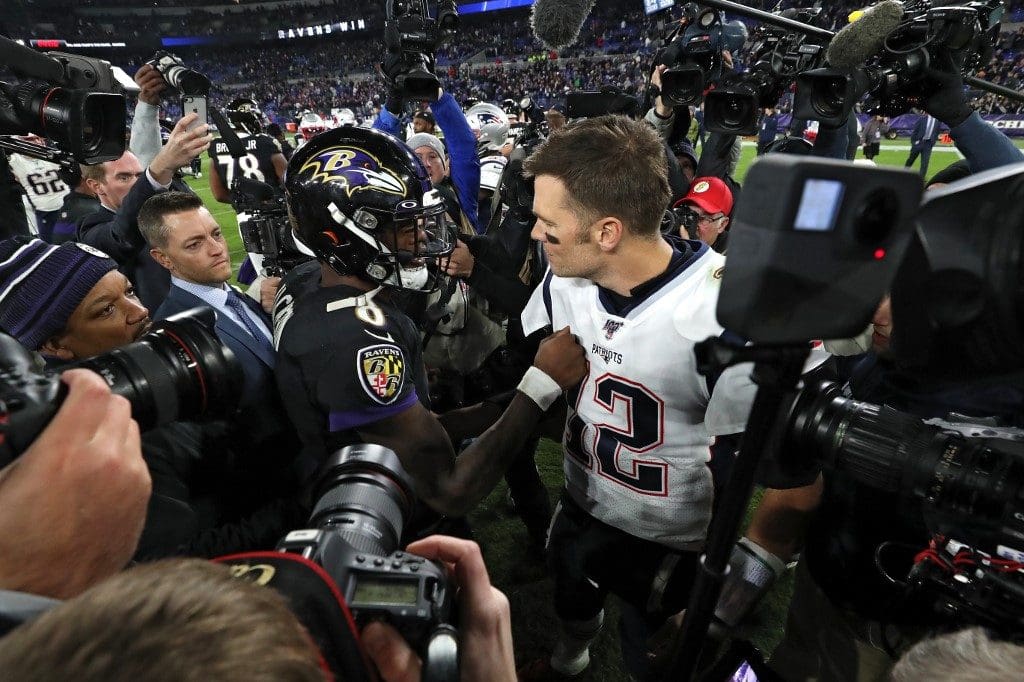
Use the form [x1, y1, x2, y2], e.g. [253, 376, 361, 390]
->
[43, 271, 151, 360]
[91, 152, 143, 210]
[684, 204, 729, 247]
[530, 175, 602, 279]
[414, 145, 446, 186]
[378, 220, 427, 263]
[151, 207, 233, 286]
[413, 117, 433, 134]
[871, 296, 893, 355]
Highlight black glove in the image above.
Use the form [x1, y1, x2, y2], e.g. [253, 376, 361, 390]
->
[921, 49, 973, 127]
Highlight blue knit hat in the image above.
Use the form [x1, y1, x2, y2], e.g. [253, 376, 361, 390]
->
[0, 237, 118, 350]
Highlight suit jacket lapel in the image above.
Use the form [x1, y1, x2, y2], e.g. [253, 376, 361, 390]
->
[169, 286, 275, 368]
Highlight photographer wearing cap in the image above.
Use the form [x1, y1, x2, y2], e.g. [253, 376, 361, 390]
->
[0, 237, 304, 563]
[674, 176, 733, 253]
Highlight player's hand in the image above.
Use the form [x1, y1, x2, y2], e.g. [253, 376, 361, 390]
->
[533, 326, 587, 389]
[0, 369, 150, 599]
[361, 536, 516, 682]
[149, 113, 213, 185]
[442, 240, 474, 278]
[260, 276, 282, 314]
[134, 64, 167, 106]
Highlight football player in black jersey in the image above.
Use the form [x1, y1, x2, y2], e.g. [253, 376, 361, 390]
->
[273, 126, 586, 517]
[208, 98, 287, 205]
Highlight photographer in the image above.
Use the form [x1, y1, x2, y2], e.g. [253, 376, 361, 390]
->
[0, 538, 518, 681]
[0, 368, 150, 605]
[731, 56, 1024, 681]
[77, 113, 211, 310]
[0, 237, 304, 561]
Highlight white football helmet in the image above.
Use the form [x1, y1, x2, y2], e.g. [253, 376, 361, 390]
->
[465, 102, 509, 154]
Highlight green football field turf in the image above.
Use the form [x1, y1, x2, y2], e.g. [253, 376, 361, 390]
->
[182, 134, 1020, 679]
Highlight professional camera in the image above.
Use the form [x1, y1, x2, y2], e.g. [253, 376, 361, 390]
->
[720, 157, 1024, 638]
[0, 307, 242, 467]
[237, 190, 313, 277]
[653, 2, 748, 107]
[383, 0, 458, 102]
[145, 51, 211, 97]
[0, 36, 125, 165]
[277, 444, 457, 678]
[703, 8, 826, 135]
[795, 0, 1005, 125]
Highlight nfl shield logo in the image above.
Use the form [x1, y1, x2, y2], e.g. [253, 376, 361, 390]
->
[357, 344, 405, 404]
[602, 320, 624, 340]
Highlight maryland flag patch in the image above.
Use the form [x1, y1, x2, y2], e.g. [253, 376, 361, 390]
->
[357, 344, 406, 404]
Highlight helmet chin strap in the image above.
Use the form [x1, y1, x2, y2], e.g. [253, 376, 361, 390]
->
[377, 242, 432, 291]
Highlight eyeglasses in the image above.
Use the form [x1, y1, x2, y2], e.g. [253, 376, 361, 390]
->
[694, 213, 725, 225]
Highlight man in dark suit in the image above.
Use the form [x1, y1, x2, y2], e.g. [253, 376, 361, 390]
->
[757, 107, 779, 155]
[904, 113, 940, 177]
[138, 191, 286, 450]
[78, 113, 212, 310]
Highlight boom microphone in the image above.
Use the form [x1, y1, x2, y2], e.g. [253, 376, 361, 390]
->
[531, 0, 596, 50]
[825, 0, 905, 70]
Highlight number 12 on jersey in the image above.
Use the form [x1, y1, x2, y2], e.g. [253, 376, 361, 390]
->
[565, 372, 668, 496]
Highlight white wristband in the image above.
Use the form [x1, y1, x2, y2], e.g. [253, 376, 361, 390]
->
[517, 366, 563, 411]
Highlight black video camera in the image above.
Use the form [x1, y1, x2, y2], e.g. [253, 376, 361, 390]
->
[720, 155, 1024, 635]
[383, 0, 458, 102]
[796, 0, 1005, 125]
[0, 37, 126, 166]
[703, 8, 826, 135]
[237, 195, 313, 278]
[654, 2, 748, 107]
[0, 307, 242, 468]
[276, 444, 458, 679]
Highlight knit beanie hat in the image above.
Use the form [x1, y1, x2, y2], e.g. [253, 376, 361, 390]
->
[0, 237, 118, 350]
[406, 132, 447, 169]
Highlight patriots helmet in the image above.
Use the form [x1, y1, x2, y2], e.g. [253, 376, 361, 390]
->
[226, 98, 266, 135]
[285, 126, 454, 292]
[465, 102, 509, 153]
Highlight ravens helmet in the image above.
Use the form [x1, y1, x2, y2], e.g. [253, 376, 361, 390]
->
[226, 98, 266, 135]
[285, 126, 454, 293]
[465, 102, 509, 154]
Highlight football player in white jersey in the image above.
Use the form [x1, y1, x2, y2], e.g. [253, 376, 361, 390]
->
[7, 136, 70, 241]
[517, 115, 757, 681]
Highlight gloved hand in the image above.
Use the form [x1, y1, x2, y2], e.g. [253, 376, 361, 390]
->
[921, 49, 973, 127]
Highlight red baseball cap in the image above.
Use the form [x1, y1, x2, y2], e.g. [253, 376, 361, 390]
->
[677, 176, 733, 216]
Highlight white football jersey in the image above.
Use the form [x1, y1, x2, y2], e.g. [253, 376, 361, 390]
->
[8, 154, 68, 212]
[522, 243, 756, 550]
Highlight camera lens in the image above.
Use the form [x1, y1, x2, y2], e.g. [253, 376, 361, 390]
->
[310, 444, 416, 557]
[70, 307, 243, 431]
[812, 76, 850, 118]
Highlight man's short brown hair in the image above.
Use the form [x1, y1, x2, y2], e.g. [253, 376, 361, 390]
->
[523, 114, 671, 238]
[79, 161, 109, 184]
[138, 191, 205, 248]
[0, 559, 325, 681]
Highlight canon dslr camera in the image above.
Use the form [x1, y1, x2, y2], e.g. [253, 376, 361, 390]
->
[277, 444, 458, 677]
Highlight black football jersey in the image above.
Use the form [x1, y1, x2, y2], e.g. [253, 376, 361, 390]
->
[273, 261, 429, 480]
[210, 133, 281, 194]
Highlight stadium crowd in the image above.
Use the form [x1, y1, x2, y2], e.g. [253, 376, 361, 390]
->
[2, 0, 1024, 681]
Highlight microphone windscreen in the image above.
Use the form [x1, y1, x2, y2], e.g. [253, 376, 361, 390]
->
[825, 0, 905, 70]
[531, 0, 596, 50]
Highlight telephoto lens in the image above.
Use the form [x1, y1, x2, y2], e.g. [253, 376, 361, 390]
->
[0, 306, 242, 466]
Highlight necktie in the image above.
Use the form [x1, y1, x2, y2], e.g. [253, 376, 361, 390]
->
[225, 290, 273, 353]
[925, 117, 934, 141]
